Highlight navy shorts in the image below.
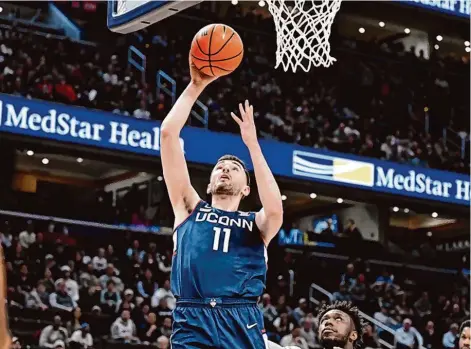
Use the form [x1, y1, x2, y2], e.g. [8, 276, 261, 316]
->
[171, 297, 268, 349]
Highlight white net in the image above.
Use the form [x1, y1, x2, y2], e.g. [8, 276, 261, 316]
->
[266, 0, 342, 73]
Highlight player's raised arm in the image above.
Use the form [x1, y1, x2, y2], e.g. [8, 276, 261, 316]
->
[0, 247, 12, 349]
[160, 55, 218, 225]
[231, 100, 283, 245]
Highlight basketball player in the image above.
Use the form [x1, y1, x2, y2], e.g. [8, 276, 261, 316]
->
[316, 301, 365, 349]
[0, 246, 12, 349]
[161, 56, 283, 348]
[459, 320, 470, 349]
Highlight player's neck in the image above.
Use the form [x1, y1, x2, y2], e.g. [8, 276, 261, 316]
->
[211, 195, 241, 212]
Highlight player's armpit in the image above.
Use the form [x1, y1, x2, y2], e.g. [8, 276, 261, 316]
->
[0, 246, 12, 349]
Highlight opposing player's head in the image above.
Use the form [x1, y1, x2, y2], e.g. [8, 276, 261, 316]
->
[317, 301, 365, 349]
[207, 155, 250, 198]
[459, 320, 470, 349]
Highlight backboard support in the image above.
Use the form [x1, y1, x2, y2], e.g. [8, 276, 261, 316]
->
[107, 0, 202, 34]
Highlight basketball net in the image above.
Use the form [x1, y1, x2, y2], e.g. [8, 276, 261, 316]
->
[266, 0, 342, 73]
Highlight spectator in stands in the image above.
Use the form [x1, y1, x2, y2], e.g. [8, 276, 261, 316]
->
[110, 310, 140, 343]
[159, 317, 172, 338]
[40, 267, 56, 293]
[341, 219, 363, 240]
[362, 324, 380, 349]
[18, 220, 36, 249]
[275, 295, 292, 315]
[422, 321, 440, 349]
[450, 303, 467, 325]
[414, 291, 432, 319]
[333, 283, 353, 302]
[395, 299, 414, 318]
[260, 293, 278, 325]
[67, 307, 85, 334]
[442, 323, 459, 349]
[133, 100, 151, 120]
[92, 248, 107, 272]
[350, 274, 367, 305]
[79, 262, 100, 290]
[120, 289, 136, 311]
[15, 264, 34, 300]
[280, 327, 309, 349]
[293, 298, 309, 325]
[274, 313, 295, 339]
[341, 263, 357, 288]
[139, 312, 159, 343]
[0, 221, 13, 248]
[49, 279, 77, 312]
[154, 297, 172, 321]
[62, 265, 79, 302]
[374, 306, 396, 329]
[151, 279, 175, 310]
[394, 318, 423, 349]
[25, 281, 49, 310]
[69, 323, 93, 349]
[39, 315, 68, 348]
[156, 335, 170, 349]
[100, 280, 121, 315]
[137, 268, 158, 300]
[99, 263, 124, 292]
[126, 240, 145, 261]
[299, 317, 317, 349]
[459, 320, 470, 349]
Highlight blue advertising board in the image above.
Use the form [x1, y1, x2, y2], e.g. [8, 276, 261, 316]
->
[401, 0, 470, 19]
[0, 94, 469, 206]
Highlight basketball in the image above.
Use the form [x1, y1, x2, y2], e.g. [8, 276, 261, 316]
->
[190, 23, 244, 77]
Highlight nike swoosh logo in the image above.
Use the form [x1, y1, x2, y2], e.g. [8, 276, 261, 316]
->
[246, 323, 257, 329]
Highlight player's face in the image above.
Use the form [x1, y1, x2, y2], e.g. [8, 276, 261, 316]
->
[208, 160, 250, 197]
[318, 310, 357, 349]
[459, 327, 470, 349]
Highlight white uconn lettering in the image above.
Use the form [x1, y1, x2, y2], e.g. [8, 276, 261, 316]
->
[195, 212, 253, 231]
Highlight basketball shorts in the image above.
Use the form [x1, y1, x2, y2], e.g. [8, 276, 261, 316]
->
[171, 297, 268, 349]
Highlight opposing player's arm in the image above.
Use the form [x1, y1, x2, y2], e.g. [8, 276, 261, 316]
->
[231, 101, 283, 245]
[0, 246, 12, 349]
[161, 56, 217, 226]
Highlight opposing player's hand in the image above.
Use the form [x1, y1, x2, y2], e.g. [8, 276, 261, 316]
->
[189, 54, 218, 87]
[231, 100, 258, 147]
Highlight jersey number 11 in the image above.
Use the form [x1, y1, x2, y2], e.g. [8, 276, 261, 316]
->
[213, 227, 231, 253]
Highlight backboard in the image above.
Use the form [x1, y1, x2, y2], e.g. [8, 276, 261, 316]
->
[107, 0, 202, 34]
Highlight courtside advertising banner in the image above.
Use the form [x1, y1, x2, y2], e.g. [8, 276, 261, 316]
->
[0, 94, 469, 206]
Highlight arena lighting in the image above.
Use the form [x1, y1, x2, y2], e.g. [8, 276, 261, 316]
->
[393, 206, 399, 212]
[157, 175, 163, 181]
[76, 157, 83, 163]
[466, 47, 471, 53]
[404, 208, 410, 213]
[281, 194, 287, 201]
[26, 150, 34, 156]
[431, 212, 438, 218]
[42, 158, 49, 165]
[424, 106, 429, 112]
[359, 27, 365, 34]
[426, 231, 432, 237]
[465, 41, 470, 47]
[436, 35, 443, 41]
[379, 21, 385, 27]
[258, 0, 265, 7]
[336, 198, 343, 204]
[309, 193, 317, 199]
[231, 0, 238, 4]
[0, 6, 3, 13]
[434, 44, 439, 50]
[404, 28, 411, 34]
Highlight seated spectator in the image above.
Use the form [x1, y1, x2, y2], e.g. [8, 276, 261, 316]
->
[61, 265, 79, 302]
[394, 318, 423, 349]
[137, 268, 158, 300]
[79, 263, 101, 290]
[423, 321, 440, 349]
[126, 240, 145, 261]
[120, 289, 136, 311]
[275, 295, 293, 316]
[92, 248, 107, 273]
[260, 293, 278, 325]
[341, 219, 363, 240]
[280, 327, 309, 349]
[159, 317, 173, 338]
[110, 310, 140, 343]
[340, 263, 357, 288]
[100, 280, 121, 315]
[49, 279, 77, 312]
[99, 263, 124, 293]
[18, 221, 36, 249]
[414, 291, 432, 318]
[139, 312, 159, 343]
[332, 283, 352, 302]
[156, 335, 170, 349]
[39, 267, 56, 293]
[450, 303, 467, 324]
[151, 279, 175, 310]
[69, 323, 93, 349]
[67, 307, 85, 334]
[299, 317, 317, 349]
[395, 300, 414, 318]
[292, 298, 308, 325]
[442, 323, 459, 349]
[39, 315, 69, 348]
[25, 281, 49, 310]
[350, 274, 367, 304]
[363, 324, 381, 349]
[273, 313, 295, 339]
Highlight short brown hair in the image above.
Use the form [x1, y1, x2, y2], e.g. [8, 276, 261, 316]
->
[216, 155, 250, 186]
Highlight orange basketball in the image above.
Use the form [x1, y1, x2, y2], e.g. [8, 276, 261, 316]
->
[190, 24, 244, 77]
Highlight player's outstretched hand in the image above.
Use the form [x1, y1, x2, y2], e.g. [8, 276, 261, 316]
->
[231, 100, 258, 147]
[189, 53, 218, 87]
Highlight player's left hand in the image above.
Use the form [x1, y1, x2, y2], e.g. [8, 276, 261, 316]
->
[231, 100, 258, 147]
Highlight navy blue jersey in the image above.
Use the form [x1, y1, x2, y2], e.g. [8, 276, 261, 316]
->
[171, 200, 267, 299]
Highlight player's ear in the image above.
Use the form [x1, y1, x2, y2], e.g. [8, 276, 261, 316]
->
[349, 330, 358, 343]
[242, 185, 250, 198]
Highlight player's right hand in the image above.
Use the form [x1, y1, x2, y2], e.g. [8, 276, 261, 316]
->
[189, 53, 218, 87]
